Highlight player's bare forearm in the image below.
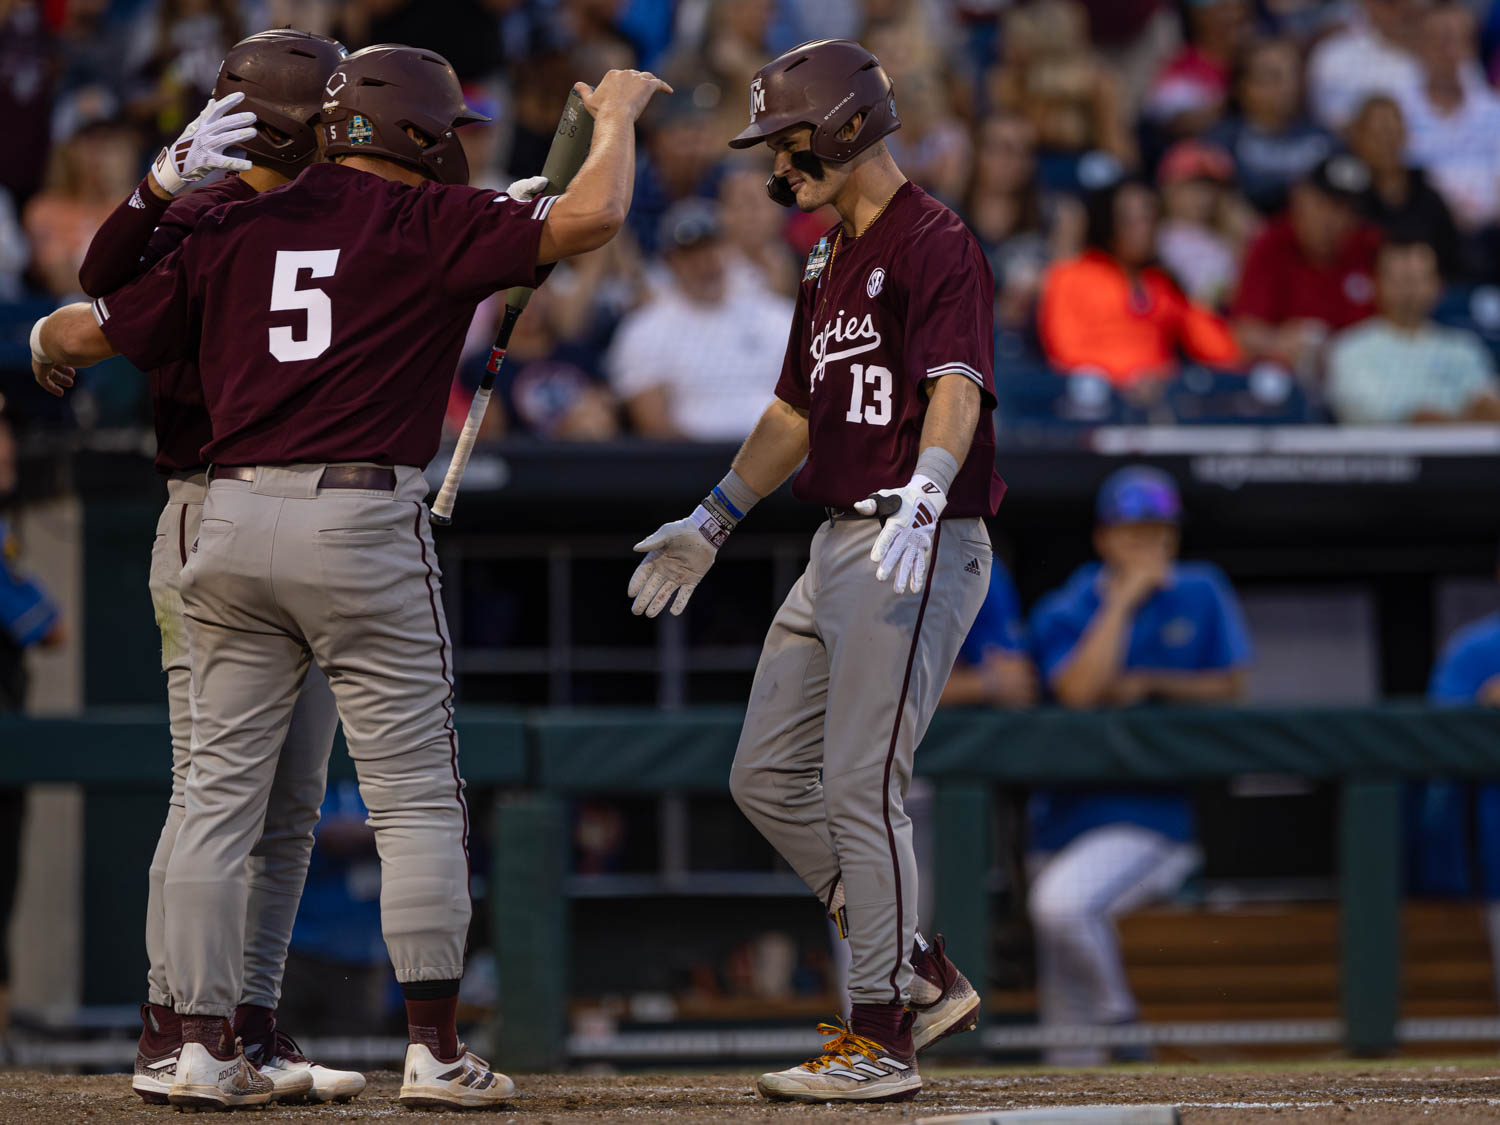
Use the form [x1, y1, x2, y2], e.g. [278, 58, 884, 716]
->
[919, 374, 980, 466]
[536, 114, 631, 262]
[43, 304, 116, 366]
[1138, 668, 1247, 704]
[1052, 600, 1135, 709]
[730, 398, 810, 500]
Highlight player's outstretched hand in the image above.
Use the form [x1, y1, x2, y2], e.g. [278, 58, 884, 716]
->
[628, 516, 718, 618]
[574, 69, 673, 124]
[150, 92, 259, 196]
[854, 474, 949, 595]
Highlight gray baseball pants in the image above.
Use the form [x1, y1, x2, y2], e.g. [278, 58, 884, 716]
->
[730, 514, 991, 1006]
[166, 465, 469, 1017]
[145, 472, 337, 1011]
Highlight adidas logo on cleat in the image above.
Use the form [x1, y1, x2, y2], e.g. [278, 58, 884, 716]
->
[964, 557, 982, 575]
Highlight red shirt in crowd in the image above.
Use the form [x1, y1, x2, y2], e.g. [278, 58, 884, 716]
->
[774, 182, 1005, 519]
[1039, 250, 1242, 387]
[1231, 215, 1381, 332]
[93, 162, 552, 469]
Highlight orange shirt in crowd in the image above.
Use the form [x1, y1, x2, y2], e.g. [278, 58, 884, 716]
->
[1038, 250, 1243, 387]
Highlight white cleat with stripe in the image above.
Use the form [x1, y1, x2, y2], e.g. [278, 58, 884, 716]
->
[398, 1042, 516, 1110]
[755, 1021, 922, 1104]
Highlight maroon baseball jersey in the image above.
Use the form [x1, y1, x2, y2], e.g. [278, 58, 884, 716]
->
[93, 162, 552, 468]
[81, 174, 257, 473]
[773, 183, 1005, 518]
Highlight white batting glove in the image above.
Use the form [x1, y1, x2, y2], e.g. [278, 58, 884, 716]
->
[505, 175, 550, 202]
[151, 92, 258, 196]
[628, 508, 725, 617]
[854, 474, 947, 595]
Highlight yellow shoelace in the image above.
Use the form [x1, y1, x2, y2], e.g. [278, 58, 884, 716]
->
[800, 1019, 887, 1073]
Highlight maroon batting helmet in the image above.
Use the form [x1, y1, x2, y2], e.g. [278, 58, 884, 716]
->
[318, 44, 488, 186]
[213, 30, 347, 178]
[728, 39, 899, 163]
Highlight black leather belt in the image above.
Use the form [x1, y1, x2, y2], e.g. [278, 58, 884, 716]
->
[825, 506, 865, 524]
[210, 465, 397, 491]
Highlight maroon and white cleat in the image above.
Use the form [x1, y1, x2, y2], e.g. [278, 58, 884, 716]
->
[909, 933, 981, 1053]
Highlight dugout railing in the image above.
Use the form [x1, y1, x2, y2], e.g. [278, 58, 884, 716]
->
[5, 704, 1500, 1068]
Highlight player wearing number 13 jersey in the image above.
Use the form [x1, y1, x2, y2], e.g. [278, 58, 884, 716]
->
[32, 44, 672, 1110]
[628, 39, 1003, 1105]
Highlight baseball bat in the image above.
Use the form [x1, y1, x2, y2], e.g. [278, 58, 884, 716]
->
[431, 90, 595, 525]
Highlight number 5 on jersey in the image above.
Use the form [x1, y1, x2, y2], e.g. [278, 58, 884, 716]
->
[269, 249, 339, 362]
[845, 363, 893, 426]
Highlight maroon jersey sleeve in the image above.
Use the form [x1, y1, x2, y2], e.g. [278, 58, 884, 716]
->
[900, 230, 997, 408]
[772, 282, 814, 410]
[426, 186, 556, 301]
[77, 177, 170, 297]
[92, 239, 201, 372]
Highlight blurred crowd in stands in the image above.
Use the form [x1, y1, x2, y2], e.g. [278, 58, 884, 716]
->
[7, 0, 1500, 438]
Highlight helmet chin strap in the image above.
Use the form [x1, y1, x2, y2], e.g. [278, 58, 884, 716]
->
[766, 148, 829, 208]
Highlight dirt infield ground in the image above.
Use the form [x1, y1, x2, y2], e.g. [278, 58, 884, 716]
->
[6, 1059, 1500, 1122]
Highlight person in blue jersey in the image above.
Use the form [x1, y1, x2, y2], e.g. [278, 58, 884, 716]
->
[940, 560, 1038, 709]
[1418, 568, 1500, 1007]
[1026, 465, 1252, 1065]
[280, 781, 390, 1036]
[0, 412, 63, 1052]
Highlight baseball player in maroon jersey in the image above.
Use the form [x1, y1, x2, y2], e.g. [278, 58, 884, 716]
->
[33, 45, 669, 1109]
[69, 30, 366, 1106]
[628, 39, 1005, 1103]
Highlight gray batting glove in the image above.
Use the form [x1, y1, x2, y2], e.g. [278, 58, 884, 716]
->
[628, 509, 723, 617]
[505, 175, 550, 202]
[854, 473, 947, 595]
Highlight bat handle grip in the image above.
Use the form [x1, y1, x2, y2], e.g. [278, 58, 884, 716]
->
[431, 385, 492, 524]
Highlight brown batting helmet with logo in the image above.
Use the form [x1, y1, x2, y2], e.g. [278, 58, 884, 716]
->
[728, 39, 899, 163]
[213, 30, 347, 178]
[319, 44, 489, 186]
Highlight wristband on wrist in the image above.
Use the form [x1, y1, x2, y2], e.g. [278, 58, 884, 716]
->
[699, 469, 761, 537]
[913, 447, 959, 495]
[29, 317, 53, 366]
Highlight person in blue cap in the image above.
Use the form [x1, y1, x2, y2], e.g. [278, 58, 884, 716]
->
[1025, 464, 1252, 1065]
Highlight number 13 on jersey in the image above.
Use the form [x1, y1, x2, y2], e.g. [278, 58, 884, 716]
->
[845, 363, 893, 426]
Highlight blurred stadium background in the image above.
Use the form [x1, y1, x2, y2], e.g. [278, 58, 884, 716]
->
[4, 0, 1500, 1087]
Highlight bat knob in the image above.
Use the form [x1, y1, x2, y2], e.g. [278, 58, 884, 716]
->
[430, 512, 453, 526]
[873, 494, 903, 519]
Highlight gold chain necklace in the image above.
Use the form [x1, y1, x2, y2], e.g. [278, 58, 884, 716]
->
[818, 185, 902, 320]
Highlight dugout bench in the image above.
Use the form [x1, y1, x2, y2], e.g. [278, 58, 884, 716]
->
[3, 704, 1499, 1067]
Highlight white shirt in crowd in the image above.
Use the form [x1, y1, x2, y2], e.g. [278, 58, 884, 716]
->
[607, 283, 794, 441]
[1307, 16, 1422, 131]
[1326, 318, 1500, 424]
[1399, 74, 1500, 229]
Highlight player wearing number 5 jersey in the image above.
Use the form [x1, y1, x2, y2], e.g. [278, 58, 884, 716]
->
[33, 44, 670, 1111]
[628, 39, 1004, 1104]
[74, 29, 363, 1107]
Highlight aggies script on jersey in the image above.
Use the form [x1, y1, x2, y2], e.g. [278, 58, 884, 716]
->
[773, 182, 1006, 519]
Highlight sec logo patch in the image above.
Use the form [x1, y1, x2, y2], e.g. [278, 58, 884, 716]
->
[867, 267, 885, 298]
